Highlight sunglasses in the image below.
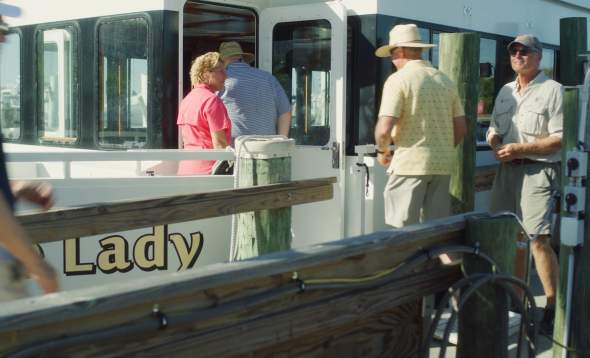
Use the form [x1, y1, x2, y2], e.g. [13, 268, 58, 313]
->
[509, 47, 535, 56]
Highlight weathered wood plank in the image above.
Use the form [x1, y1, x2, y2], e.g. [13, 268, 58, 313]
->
[48, 269, 456, 357]
[17, 177, 336, 244]
[0, 214, 472, 355]
[250, 301, 422, 358]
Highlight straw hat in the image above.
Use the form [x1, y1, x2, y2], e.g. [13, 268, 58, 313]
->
[219, 41, 255, 63]
[375, 24, 435, 58]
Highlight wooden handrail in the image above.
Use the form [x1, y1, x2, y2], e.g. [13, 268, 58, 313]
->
[17, 177, 336, 244]
[0, 213, 473, 356]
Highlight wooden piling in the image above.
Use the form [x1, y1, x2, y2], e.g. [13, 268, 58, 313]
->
[438, 32, 479, 214]
[553, 17, 589, 356]
[560, 17, 587, 86]
[457, 214, 519, 358]
[233, 137, 295, 260]
[553, 89, 590, 358]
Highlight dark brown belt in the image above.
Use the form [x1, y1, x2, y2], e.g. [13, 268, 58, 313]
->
[509, 158, 541, 165]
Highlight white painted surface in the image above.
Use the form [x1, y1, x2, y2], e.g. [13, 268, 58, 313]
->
[376, 0, 590, 46]
[260, 1, 348, 245]
[8, 147, 236, 292]
[3, 0, 182, 26]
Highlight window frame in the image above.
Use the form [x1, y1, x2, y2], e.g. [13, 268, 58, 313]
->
[0, 29, 23, 142]
[34, 21, 81, 146]
[272, 19, 333, 146]
[95, 14, 152, 150]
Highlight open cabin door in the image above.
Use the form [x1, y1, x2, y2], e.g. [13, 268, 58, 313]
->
[260, 2, 347, 245]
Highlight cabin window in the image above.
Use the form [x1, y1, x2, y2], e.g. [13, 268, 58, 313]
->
[37, 27, 78, 144]
[477, 38, 497, 144]
[541, 48, 556, 79]
[0, 33, 20, 140]
[98, 18, 148, 149]
[431, 32, 441, 67]
[273, 20, 331, 146]
[418, 28, 430, 61]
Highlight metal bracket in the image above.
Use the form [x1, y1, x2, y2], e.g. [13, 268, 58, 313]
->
[331, 141, 340, 169]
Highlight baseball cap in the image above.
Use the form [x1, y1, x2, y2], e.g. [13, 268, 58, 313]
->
[507, 34, 542, 53]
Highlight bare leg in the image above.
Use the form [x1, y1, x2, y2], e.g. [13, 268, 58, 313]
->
[531, 235, 558, 305]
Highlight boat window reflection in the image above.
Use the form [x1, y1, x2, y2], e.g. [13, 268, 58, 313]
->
[38, 28, 78, 145]
[476, 37, 497, 144]
[418, 27, 431, 61]
[98, 18, 148, 149]
[273, 20, 331, 146]
[540, 48, 555, 79]
[0, 32, 20, 140]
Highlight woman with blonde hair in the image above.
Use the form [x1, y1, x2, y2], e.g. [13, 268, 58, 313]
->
[177, 52, 231, 175]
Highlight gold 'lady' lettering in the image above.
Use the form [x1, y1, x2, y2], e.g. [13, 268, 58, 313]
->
[134, 226, 167, 271]
[63, 238, 96, 276]
[97, 235, 134, 274]
[169, 232, 204, 271]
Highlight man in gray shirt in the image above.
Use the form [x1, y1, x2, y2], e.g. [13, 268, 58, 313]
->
[487, 35, 562, 333]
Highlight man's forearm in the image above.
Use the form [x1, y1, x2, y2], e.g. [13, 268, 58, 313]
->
[375, 116, 395, 151]
[516, 135, 562, 156]
[0, 194, 41, 271]
[453, 116, 467, 146]
[277, 112, 291, 137]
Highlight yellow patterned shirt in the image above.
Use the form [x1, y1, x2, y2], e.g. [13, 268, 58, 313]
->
[378, 60, 464, 175]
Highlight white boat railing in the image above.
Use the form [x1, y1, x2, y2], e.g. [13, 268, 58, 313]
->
[5, 149, 236, 179]
[6, 149, 236, 162]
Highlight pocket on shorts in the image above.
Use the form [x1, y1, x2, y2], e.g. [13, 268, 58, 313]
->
[525, 163, 558, 190]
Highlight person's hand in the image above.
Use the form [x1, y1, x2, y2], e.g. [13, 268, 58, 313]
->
[11, 181, 54, 210]
[494, 143, 521, 162]
[377, 151, 392, 167]
[26, 259, 58, 294]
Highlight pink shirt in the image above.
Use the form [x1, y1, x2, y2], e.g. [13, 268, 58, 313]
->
[177, 84, 232, 175]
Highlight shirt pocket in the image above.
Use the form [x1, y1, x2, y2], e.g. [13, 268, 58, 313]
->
[519, 106, 548, 137]
[492, 101, 514, 136]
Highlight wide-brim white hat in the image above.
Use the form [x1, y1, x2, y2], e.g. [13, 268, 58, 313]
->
[375, 24, 435, 58]
[0, 2, 20, 17]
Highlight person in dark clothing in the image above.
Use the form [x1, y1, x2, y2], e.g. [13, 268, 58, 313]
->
[0, 4, 58, 300]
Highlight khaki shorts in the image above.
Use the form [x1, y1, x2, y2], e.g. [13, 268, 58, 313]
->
[0, 261, 27, 302]
[384, 174, 451, 228]
[490, 161, 560, 236]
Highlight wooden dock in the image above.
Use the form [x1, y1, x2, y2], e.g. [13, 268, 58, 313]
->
[1, 180, 484, 355]
[0, 171, 512, 357]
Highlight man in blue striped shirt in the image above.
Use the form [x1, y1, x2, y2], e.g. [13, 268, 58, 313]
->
[219, 42, 291, 144]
